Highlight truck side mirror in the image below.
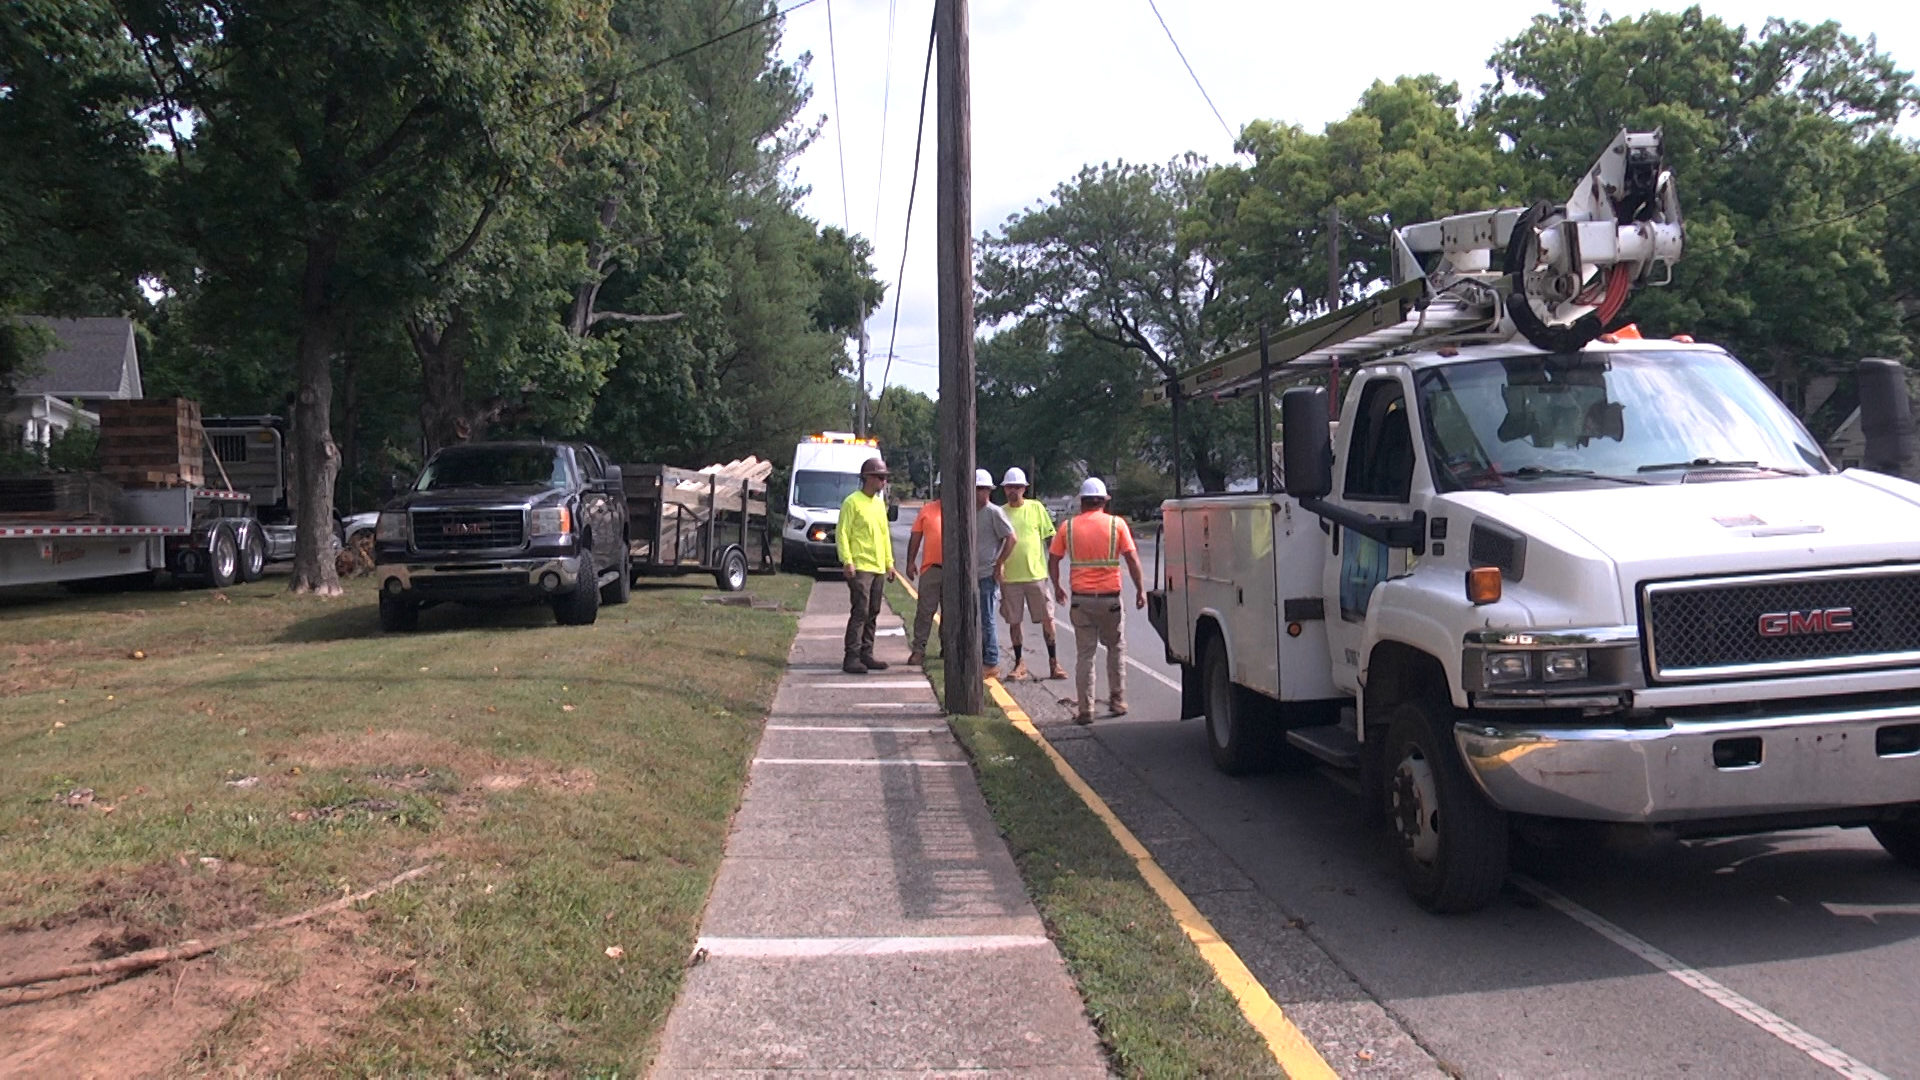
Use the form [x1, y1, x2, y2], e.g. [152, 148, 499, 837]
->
[602, 464, 624, 493]
[1282, 387, 1334, 499]
[380, 472, 403, 500]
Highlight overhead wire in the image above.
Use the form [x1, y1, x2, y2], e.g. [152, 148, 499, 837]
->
[878, 15, 938, 396]
[871, 0, 899, 242]
[824, 0, 852, 231]
[1143, 0, 1234, 142]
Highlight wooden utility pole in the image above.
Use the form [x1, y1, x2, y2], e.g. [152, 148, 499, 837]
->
[855, 326, 870, 436]
[936, 0, 982, 715]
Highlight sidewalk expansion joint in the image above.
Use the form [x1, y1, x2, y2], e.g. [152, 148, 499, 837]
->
[697, 935, 1052, 958]
[751, 757, 969, 767]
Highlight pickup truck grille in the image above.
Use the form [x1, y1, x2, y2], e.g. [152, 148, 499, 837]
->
[1644, 565, 1920, 681]
[410, 509, 526, 552]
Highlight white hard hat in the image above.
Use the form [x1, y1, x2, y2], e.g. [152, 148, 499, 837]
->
[1078, 477, 1109, 499]
[1001, 467, 1028, 487]
[974, 468, 994, 488]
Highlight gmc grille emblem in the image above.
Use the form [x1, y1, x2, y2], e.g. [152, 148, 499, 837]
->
[1757, 607, 1855, 637]
[445, 522, 490, 536]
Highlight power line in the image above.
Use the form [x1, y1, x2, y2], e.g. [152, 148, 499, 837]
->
[1690, 177, 1920, 257]
[1143, 0, 1233, 142]
[879, 15, 937, 395]
[825, 0, 851, 231]
[622, 0, 821, 86]
[871, 0, 899, 242]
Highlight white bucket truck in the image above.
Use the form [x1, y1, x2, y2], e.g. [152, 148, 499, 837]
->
[780, 432, 892, 572]
[1149, 131, 1920, 912]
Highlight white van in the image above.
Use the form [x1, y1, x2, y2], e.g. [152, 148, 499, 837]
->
[781, 432, 891, 571]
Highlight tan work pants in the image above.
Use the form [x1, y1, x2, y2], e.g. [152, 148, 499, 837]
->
[911, 564, 943, 655]
[1069, 594, 1125, 714]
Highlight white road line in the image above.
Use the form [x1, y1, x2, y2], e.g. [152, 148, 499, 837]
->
[697, 935, 1049, 957]
[1820, 901, 1920, 921]
[752, 757, 967, 767]
[765, 725, 945, 733]
[1513, 875, 1889, 1080]
[1049, 614, 1184, 691]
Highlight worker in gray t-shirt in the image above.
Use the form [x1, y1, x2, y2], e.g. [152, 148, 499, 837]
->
[971, 468, 1016, 678]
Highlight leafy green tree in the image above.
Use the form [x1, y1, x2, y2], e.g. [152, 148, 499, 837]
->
[870, 385, 936, 489]
[976, 319, 1152, 495]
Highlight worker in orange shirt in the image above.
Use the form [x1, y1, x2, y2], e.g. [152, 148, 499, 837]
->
[903, 478, 942, 666]
[1048, 477, 1146, 724]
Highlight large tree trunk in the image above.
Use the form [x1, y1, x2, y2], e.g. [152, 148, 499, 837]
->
[289, 235, 343, 596]
[408, 312, 476, 454]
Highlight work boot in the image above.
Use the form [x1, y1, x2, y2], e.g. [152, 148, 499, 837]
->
[842, 657, 868, 675]
[1009, 659, 1031, 681]
[862, 655, 890, 671]
[1109, 697, 1128, 717]
[1047, 659, 1068, 681]
[982, 665, 1000, 680]
[1073, 708, 1094, 726]
[907, 650, 925, 666]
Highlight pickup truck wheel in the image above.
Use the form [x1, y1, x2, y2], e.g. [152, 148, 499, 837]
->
[1870, 821, 1920, 868]
[378, 592, 420, 632]
[602, 541, 632, 605]
[554, 550, 600, 626]
[208, 526, 240, 589]
[716, 547, 749, 592]
[1385, 698, 1509, 913]
[1203, 642, 1272, 775]
[238, 524, 268, 582]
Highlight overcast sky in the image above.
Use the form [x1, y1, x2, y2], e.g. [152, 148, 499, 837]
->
[772, 0, 1920, 401]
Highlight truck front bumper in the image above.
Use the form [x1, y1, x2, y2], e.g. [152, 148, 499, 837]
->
[1455, 699, 1920, 824]
[378, 556, 583, 602]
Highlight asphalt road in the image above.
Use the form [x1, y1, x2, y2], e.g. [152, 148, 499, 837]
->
[892, 519, 1920, 1078]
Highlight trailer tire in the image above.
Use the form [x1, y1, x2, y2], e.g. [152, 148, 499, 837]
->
[554, 550, 600, 626]
[1385, 697, 1509, 913]
[379, 592, 420, 632]
[602, 541, 632, 606]
[1202, 642, 1274, 776]
[208, 526, 240, 589]
[716, 547, 749, 592]
[1870, 820, 1920, 868]
[238, 523, 268, 582]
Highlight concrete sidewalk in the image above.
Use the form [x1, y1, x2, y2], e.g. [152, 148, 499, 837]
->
[652, 580, 1108, 1076]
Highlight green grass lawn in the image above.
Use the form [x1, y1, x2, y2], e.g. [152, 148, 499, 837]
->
[885, 581, 1282, 1078]
[0, 571, 809, 1074]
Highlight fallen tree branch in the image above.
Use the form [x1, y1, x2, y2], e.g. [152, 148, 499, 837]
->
[0, 864, 435, 997]
[587, 310, 685, 327]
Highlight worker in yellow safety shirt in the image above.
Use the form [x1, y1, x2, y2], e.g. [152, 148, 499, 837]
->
[1048, 477, 1146, 724]
[998, 467, 1065, 682]
[836, 457, 896, 675]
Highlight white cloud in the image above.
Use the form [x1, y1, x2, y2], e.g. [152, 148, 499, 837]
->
[776, 0, 1920, 400]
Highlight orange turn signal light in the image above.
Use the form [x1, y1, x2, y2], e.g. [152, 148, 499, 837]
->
[1466, 566, 1502, 605]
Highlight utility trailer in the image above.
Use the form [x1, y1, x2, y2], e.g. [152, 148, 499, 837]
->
[620, 463, 774, 592]
[1149, 129, 1920, 913]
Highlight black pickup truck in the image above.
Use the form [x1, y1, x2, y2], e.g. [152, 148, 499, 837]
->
[372, 441, 630, 631]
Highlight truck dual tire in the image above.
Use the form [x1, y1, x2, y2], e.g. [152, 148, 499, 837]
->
[554, 550, 600, 626]
[208, 526, 240, 589]
[1203, 644, 1276, 776]
[1385, 697, 1510, 913]
[238, 523, 268, 583]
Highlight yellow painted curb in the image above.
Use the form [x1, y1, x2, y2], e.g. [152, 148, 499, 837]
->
[984, 677, 1339, 1080]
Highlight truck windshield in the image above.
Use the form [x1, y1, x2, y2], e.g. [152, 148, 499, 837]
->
[415, 446, 571, 491]
[792, 469, 863, 508]
[1415, 350, 1832, 491]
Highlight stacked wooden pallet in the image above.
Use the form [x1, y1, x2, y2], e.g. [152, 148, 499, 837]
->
[624, 457, 771, 564]
[98, 399, 205, 488]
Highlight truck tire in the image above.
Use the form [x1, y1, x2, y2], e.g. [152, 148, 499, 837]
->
[602, 541, 632, 606]
[716, 547, 749, 592]
[1203, 643, 1273, 776]
[208, 526, 240, 589]
[554, 550, 600, 626]
[379, 592, 420, 632]
[1385, 697, 1509, 913]
[1870, 821, 1920, 868]
[238, 523, 268, 582]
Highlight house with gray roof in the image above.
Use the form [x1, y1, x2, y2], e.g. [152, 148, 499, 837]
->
[5, 317, 144, 451]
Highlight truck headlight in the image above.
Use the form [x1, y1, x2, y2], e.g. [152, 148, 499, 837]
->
[1541, 649, 1590, 682]
[375, 512, 408, 542]
[1483, 652, 1533, 685]
[808, 524, 832, 543]
[530, 507, 572, 537]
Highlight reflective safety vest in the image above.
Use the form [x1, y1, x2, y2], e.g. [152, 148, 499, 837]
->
[1054, 511, 1130, 595]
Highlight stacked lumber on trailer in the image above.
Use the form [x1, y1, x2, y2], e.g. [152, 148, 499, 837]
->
[0, 474, 119, 523]
[623, 458, 770, 564]
[97, 399, 204, 488]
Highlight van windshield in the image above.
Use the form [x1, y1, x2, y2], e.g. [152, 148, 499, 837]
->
[792, 469, 863, 508]
[1415, 350, 1833, 491]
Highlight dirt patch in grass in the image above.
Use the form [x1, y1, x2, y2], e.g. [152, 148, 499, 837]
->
[278, 730, 598, 795]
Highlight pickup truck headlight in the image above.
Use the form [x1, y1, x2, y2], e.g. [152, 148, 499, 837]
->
[1483, 652, 1533, 685]
[1541, 649, 1590, 682]
[530, 507, 572, 537]
[375, 512, 408, 542]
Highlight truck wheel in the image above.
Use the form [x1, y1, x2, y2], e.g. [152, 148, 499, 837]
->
[378, 592, 420, 632]
[208, 526, 240, 589]
[602, 541, 632, 606]
[238, 523, 268, 582]
[1385, 698, 1509, 913]
[554, 550, 600, 626]
[1870, 821, 1920, 868]
[1203, 643, 1272, 776]
[715, 547, 749, 592]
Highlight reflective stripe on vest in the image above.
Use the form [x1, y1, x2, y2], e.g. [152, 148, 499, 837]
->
[1066, 515, 1121, 567]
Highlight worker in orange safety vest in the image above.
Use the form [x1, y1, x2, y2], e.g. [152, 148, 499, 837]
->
[1047, 477, 1146, 724]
